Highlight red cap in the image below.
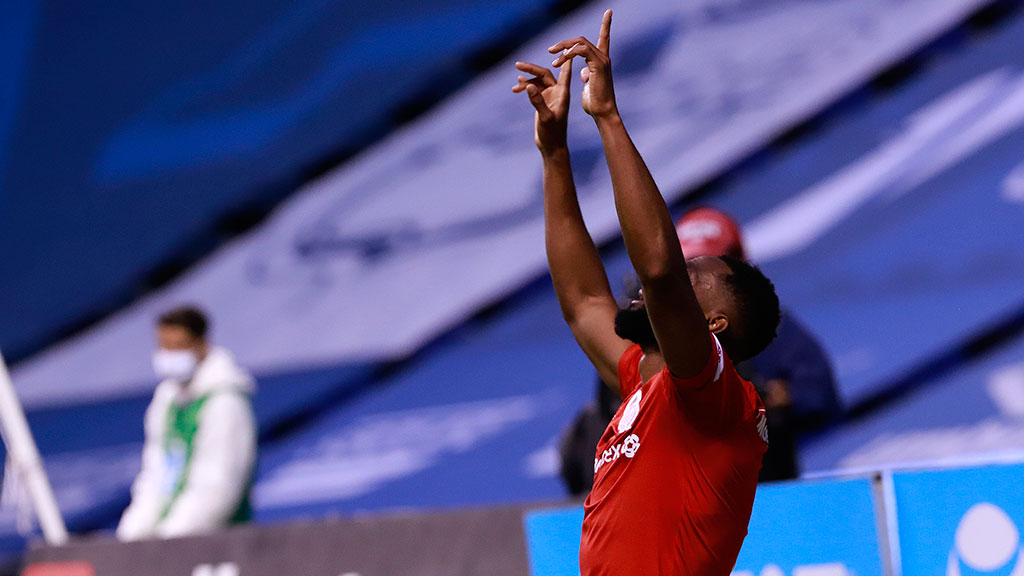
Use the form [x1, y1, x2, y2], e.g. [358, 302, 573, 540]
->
[675, 207, 746, 260]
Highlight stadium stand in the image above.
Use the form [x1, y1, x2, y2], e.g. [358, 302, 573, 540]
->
[711, 5, 1024, 407]
[10, 0, 991, 407]
[804, 321, 1024, 472]
[3, 0, 1024, 573]
[245, 0, 1024, 523]
[0, 0, 577, 365]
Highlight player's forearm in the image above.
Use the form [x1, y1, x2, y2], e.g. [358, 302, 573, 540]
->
[595, 113, 685, 282]
[543, 151, 614, 322]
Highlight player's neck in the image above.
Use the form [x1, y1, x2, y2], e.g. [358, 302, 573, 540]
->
[638, 346, 665, 385]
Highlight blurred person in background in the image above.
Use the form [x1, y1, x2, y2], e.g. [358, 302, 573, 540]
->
[116, 306, 257, 541]
[559, 207, 842, 492]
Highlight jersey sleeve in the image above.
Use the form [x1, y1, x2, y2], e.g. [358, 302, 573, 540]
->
[665, 331, 725, 390]
[617, 344, 644, 398]
[665, 332, 752, 433]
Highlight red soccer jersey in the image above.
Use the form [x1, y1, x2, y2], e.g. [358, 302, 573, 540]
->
[579, 332, 768, 576]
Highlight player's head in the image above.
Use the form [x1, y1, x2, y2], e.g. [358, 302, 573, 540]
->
[615, 256, 779, 362]
[697, 255, 780, 361]
[677, 208, 777, 360]
[153, 305, 209, 382]
[615, 207, 779, 362]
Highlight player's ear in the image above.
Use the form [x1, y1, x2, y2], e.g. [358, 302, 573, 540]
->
[707, 314, 728, 335]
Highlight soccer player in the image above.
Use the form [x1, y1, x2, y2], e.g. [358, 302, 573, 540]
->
[514, 10, 780, 575]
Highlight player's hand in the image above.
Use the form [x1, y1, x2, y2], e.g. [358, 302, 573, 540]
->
[513, 59, 573, 155]
[548, 10, 616, 119]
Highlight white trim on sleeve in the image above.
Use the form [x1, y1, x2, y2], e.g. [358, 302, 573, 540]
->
[711, 333, 725, 383]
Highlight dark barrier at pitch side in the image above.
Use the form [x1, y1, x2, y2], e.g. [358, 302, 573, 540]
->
[22, 505, 533, 576]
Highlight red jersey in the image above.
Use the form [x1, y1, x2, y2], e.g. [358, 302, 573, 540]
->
[579, 332, 768, 576]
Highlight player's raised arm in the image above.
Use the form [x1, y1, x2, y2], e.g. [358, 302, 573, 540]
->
[514, 58, 630, 391]
[549, 10, 713, 379]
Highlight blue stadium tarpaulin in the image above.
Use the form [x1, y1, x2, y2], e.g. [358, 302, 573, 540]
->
[12, 0, 989, 409]
[803, 329, 1024, 473]
[251, 3, 1024, 515]
[0, 0, 562, 361]
[714, 9, 1024, 405]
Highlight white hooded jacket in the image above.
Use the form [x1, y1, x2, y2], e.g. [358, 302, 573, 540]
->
[116, 346, 256, 541]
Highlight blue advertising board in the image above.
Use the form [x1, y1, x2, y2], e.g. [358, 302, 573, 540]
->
[892, 463, 1024, 576]
[523, 477, 884, 576]
[524, 507, 585, 576]
[732, 478, 884, 576]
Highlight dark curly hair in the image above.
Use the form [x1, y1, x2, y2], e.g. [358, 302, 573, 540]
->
[716, 255, 781, 362]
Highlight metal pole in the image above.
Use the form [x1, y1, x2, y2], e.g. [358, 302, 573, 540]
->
[0, 350, 67, 545]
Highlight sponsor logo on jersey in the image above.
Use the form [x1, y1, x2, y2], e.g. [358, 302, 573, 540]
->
[594, 434, 641, 474]
[617, 389, 642, 433]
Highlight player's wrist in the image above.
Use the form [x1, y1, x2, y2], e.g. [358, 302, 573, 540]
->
[593, 109, 623, 129]
[540, 144, 571, 162]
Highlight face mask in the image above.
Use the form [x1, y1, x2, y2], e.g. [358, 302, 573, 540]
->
[152, 349, 199, 382]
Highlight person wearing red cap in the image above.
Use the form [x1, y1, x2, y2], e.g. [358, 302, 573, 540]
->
[516, 10, 781, 575]
[674, 207, 747, 261]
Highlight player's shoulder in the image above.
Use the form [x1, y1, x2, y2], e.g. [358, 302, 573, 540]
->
[729, 367, 765, 413]
[662, 331, 726, 391]
[724, 364, 769, 445]
[617, 344, 644, 396]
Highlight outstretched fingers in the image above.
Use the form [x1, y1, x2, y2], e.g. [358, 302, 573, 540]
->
[515, 61, 556, 85]
[524, 84, 554, 121]
[511, 64, 556, 120]
[597, 9, 612, 53]
[552, 42, 604, 68]
[512, 74, 535, 90]
[548, 36, 591, 55]
[546, 8, 612, 67]
[513, 74, 548, 95]
[556, 58, 573, 87]
[513, 62, 559, 98]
